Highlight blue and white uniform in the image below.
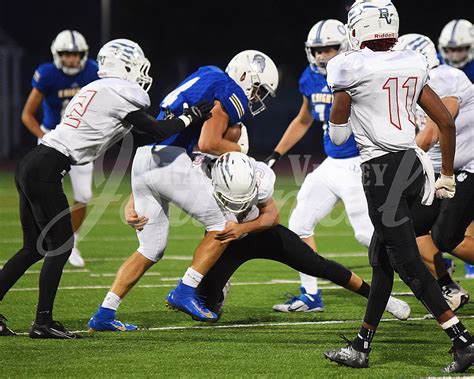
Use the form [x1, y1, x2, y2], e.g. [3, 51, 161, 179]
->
[288, 65, 373, 247]
[32, 59, 98, 204]
[132, 66, 247, 262]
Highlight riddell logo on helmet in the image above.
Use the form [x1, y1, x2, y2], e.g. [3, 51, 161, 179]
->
[374, 33, 396, 39]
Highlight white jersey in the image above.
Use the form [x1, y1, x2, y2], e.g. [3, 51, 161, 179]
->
[423, 65, 474, 173]
[327, 49, 429, 162]
[42, 78, 150, 165]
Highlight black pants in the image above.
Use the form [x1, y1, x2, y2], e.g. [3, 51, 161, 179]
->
[196, 225, 353, 312]
[0, 144, 73, 321]
[361, 149, 449, 326]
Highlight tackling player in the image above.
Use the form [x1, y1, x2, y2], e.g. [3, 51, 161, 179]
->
[87, 50, 279, 329]
[323, 1, 474, 373]
[265, 19, 373, 313]
[21, 30, 98, 267]
[0, 39, 212, 339]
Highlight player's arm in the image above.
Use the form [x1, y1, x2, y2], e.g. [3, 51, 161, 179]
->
[215, 198, 279, 243]
[416, 96, 459, 152]
[417, 85, 456, 177]
[125, 101, 212, 143]
[21, 88, 45, 139]
[198, 101, 242, 155]
[265, 96, 314, 166]
[328, 91, 352, 145]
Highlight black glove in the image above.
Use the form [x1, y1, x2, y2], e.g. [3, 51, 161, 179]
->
[264, 151, 282, 168]
[182, 101, 213, 126]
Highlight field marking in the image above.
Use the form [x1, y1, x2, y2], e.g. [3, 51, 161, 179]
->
[14, 315, 474, 336]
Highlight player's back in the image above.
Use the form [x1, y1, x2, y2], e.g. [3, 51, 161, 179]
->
[328, 49, 429, 162]
[158, 66, 247, 154]
[42, 77, 150, 165]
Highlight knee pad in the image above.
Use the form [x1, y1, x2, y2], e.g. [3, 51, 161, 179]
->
[395, 258, 433, 300]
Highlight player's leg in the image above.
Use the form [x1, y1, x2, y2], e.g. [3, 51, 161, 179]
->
[68, 162, 94, 267]
[279, 159, 338, 312]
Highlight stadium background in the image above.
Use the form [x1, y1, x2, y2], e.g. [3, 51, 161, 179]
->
[0, 0, 471, 162]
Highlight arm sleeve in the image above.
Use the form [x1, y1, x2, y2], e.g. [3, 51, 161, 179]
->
[124, 109, 187, 143]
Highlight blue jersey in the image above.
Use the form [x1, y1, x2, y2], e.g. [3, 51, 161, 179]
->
[32, 59, 99, 130]
[299, 65, 359, 159]
[158, 65, 247, 155]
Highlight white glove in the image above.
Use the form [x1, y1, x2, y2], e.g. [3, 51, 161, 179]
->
[435, 174, 456, 199]
[238, 123, 249, 155]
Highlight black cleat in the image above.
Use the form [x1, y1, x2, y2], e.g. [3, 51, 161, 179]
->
[29, 320, 81, 339]
[0, 314, 16, 336]
[443, 343, 474, 373]
[324, 335, 369, 368]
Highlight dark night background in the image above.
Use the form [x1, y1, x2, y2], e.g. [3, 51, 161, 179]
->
[0, 0, 472, 162]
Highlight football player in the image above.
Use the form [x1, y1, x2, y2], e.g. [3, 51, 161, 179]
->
[323, 1, 473, 372]
[264, 19, 373, 313]
[87, 50, 279, 330]
[395, 34, 474, 311]
[0, 39, 212, 339]
[21, 30, 98, 267]
[438, 19, 474, 83]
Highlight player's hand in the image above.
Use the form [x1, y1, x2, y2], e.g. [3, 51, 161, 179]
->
[264, 151, 281, 168]
[215, 221, 246, 244]
[435, 174, 456, 199]
[125, 208, 149, 231]
[182, 101, 213, 126]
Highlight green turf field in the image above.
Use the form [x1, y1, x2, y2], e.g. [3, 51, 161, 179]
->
[1, 169, 473, 378]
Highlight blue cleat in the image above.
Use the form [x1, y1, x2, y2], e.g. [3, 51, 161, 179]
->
[465, 263, 474, 279]
[272, 287, 324, 312]
[87, 306, 138, 332]
[165, 280, 218, 322]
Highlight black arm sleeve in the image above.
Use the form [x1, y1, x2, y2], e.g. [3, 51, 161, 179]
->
[124, 109, 186, 143]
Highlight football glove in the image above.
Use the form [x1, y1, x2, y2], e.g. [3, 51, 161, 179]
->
[264, 151, 281, 168]
[435, 174, 456, 199]
[180, 101, 213, 127]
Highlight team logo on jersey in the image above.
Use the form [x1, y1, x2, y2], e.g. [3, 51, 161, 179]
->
[251, 54, 266, 73]
[378, 8, 393, 24]
[457, 172, 467, 182]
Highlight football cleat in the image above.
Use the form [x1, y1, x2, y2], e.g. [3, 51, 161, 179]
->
[68, 246, 85, 268]
[87, 306, 137, 332]
[0, 314, 16, 336]
[385, 296, 411, 320]
[465, 263, 474, 279]
[29, 320, 81, 339]
[272, 287, 324, 313]
[443, 343, 474, 373]
[442, 282, 470, 312]
[324, 335, 369, 368]
[165, 280, 218, 322]
[444, 258, 455, 276]
[214, 280, 231, 321]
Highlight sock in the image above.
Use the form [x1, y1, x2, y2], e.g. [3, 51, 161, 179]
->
[35, 310, 53, 325]
[74, 232, 79, 248]
[441, 317, 473, 349]
[352, 326, 375, 353]
[299, 272, 318, 294]
[438, 273, 454, 288]
[182, 267, 204, 288]
[102, 291, 121, 311]
[356, 281, 371, 298]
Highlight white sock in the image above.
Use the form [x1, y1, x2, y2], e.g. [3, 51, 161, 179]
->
[102, 291, 122, 311]
[299, 272, 318, 294]
[182, 267, 204, 288]
[73, 232, 79, 248]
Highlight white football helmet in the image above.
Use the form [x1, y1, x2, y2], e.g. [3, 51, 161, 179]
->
[51, 30, 89, 75]
[347, 0, 399, 50]
[438, 19, 474, 69]
[97, 39, 153, 92]
[211, 152, 258, 214]
[225, 50, 279, 116]
[305, 19, 348, 74]
[395, 34, 440, 69]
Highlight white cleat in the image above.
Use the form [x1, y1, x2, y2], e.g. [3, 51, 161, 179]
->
[385, 296, 411, 320]
[442, 282, 470, 312]
[68, 246, 85, 268]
